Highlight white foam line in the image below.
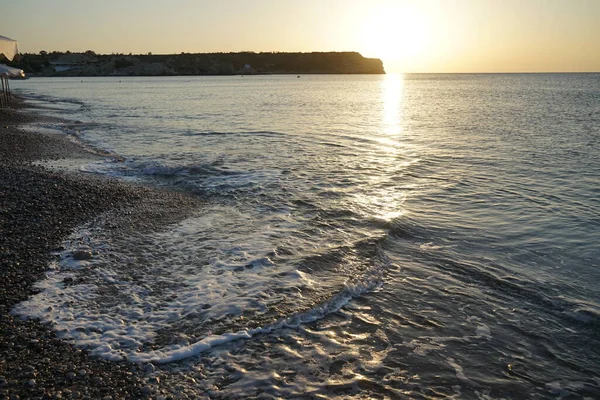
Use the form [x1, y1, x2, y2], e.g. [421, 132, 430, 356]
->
[130, 278, 381, 364]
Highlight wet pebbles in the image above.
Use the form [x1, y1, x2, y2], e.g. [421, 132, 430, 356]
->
[0, 104, 201, 399]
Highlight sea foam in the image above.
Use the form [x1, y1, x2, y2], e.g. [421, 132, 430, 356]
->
[12, 205, 383, 363]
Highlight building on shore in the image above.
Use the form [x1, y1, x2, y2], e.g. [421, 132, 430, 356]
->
[50, 53, 98, 73]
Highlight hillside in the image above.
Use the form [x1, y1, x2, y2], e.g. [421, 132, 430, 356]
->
[10, 51, 385, 76]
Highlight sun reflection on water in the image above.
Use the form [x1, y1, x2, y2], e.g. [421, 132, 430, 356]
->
[382, 73, 404, 137]
[367, 74, 407, 222]
[349, 74, 409, 223]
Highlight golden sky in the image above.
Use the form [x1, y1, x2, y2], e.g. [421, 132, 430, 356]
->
[4, 0, 599, 72]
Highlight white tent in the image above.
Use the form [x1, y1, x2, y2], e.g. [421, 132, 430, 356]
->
[0, 35, 20, 61]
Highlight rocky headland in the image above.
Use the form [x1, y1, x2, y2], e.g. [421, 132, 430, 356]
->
[9, 51, 385, 77]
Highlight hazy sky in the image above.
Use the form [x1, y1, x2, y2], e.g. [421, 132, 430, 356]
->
[3, 0, 599, 72]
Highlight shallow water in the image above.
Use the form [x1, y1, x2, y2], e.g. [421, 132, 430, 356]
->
[11, 74, 600, 398]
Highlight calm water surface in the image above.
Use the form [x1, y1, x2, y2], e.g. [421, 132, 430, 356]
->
[11, 74, 600, 398]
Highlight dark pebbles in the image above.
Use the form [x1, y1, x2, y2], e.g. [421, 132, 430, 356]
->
[0, 102, 200, 399]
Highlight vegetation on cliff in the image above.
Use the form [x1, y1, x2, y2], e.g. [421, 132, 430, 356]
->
[8, 51, 385, 76]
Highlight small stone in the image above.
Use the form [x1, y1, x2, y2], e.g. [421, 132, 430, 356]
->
[77, 369, 87, 377]
[66, 372, 76, 380]
[140, 385, 152, 395]
[26, 379, 36, 388]
[91, 376, 102, 385]
[72, 250, 92, 261]
[143, 363, 155, 374]
[23, 365, 35, 373]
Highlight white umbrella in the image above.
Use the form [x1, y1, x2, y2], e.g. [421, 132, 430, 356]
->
[0, 35, 20, 61]
[0, 36, 21, 108]
[0, 35, 21, 108]
[0, 64, 24, 78]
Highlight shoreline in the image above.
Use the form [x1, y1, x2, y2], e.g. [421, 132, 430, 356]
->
[0, 100, 199, 399]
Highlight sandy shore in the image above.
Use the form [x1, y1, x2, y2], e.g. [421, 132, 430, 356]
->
[0, 101, 200, 399]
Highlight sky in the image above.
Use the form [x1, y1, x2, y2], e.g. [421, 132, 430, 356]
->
[3, 0, 599, 73]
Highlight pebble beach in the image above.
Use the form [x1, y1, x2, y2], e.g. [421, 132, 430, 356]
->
[0, 101, 200, 400]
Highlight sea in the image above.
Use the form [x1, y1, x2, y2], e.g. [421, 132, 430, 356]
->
[10, 74, 600, 399]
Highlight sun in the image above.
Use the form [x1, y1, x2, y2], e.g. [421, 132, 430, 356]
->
[360, 4, 430, 71]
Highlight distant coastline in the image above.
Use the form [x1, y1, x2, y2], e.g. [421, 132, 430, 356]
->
[8, 51, 385, 76]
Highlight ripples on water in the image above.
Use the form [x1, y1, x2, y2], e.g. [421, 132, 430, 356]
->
[11, 74, 600, 398]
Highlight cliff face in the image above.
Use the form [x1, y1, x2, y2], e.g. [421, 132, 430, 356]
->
[12, 51, 385, 76]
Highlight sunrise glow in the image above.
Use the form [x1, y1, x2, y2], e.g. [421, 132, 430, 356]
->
[360, 4, 431, 72]
[2, 0, 599, 72]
